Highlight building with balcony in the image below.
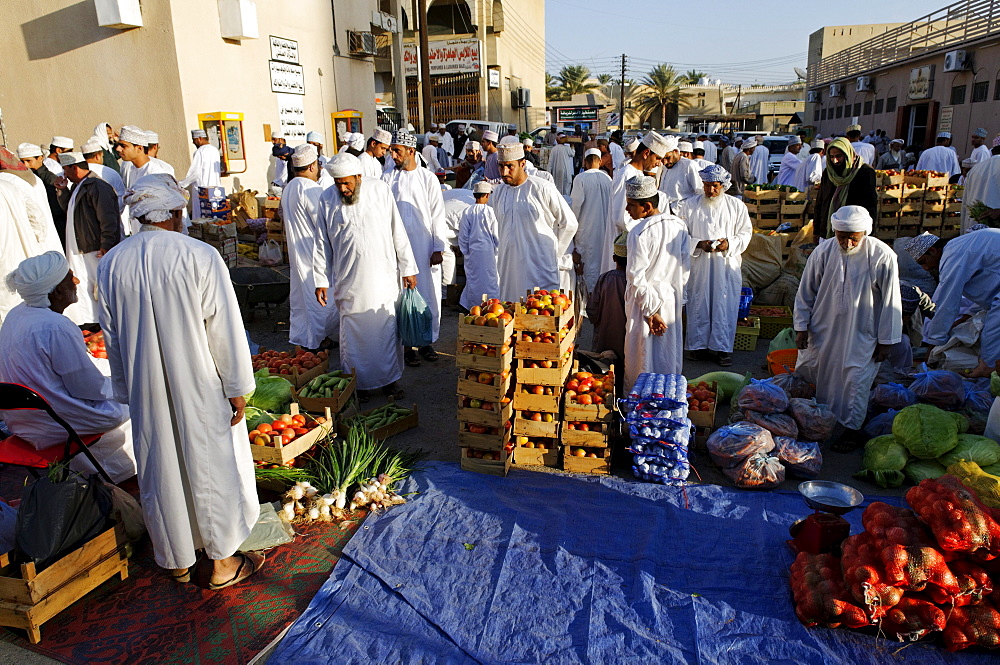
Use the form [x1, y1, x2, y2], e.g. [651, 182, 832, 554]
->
[806, 0, 1000, 157]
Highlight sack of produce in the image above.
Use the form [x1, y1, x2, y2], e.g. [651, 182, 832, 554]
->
[705, 422, 774, 469]
[765, 372, 815, 399]
[910, 369, 966, 409]
[903, 459, 946, 484]
[839, 532, 904, 620]
[773, 437, 822, 479]
[871, 383, 917, 411]
[788, 552, 869, 629]
[946, 460, 1000, 510]
[722, 451, 785, 489]
[736, 379, 789, 414]
[964, 378, 995, 415]
[396, 288, 433, 348]
[941, 600, 1000, 652]
[854, 435, 908, 489]
[744, 410, 799, 439]
[863, 409, 898, 438]
[768, 327, 798, 355]
[893, 404, 960, 460]
[949, 559, 994, 607]
[687, 371, 747, 401]
[880, 596, 947, 642]
[905, 475, 1000, 558]
[787, 398, 838, 442]
[938, 434, 1000, 468]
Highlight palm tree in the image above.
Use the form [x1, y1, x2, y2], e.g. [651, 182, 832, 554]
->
[596, 73, 613, 85]
[546, 72, 564, 101]
[556, 65, 599, 99]
[632, 64, 692, 129]
[684, 69, 709, 84]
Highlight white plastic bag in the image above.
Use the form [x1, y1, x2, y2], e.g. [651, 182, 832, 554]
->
[258, 240, 283, 266]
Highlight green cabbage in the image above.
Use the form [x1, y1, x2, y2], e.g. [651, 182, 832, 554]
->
[992, 371, 1000, 397]
[854, 469, 906, 489]
[950, 411, 970, 434]
[903, 459, 946, 484]
[245, 407, 276, 431]
[855, 435, 910, 488]
[981, 463, 1000, 477]
[247, 370, 293, 412]
[892, 404, 959, 460]
[938, 434, 1000, 468]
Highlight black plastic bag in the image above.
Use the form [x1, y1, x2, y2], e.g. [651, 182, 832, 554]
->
[15, 473, 112, 570]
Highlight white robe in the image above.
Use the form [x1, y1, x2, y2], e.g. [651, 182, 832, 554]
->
[923, 229, 1000, 366]
[121, 159, 173, 234]
[624, 212, 691, 390]
[359, 151, 383, 179]
[383, 166, 447, 343]
[961, 155, 1000, 232]
[609, 142, 627, 171]
[969, 144, 991, 166]
[314, 179, 419, 390]
[281, 177, 337, 349]
[442, 189, 475, 286]
[916, 145, 961, 176]
[851, 141, 877, 166]
[658, 158, 703, 208]
[701, 141, 718, 164]
[719, 146, 740, 173]
[149, 157, 176, 177]
[62, 183, 102, 325]
[43, 156, 63, 177]
[440, 132, 455, 166]
[458, 203, 500, 310]
[0, 303, 134, 482]
[180, 144, 222, 217]
[750, 145, 770, 185]
[97, 229, 258, 569]
[675, 194, 752, 352]
[570, 168, 614, 292]
[793, 153, 825, 193]
[90, 163, 126, 212]
[774, 150, 802, 187]
[0, 173, 62, 255]
[793, 236, 902, 429]
[548, 143, 576, 196]
[0, 182, 35, 325]
[608, 162, 643, 233]
[489, 175, 579, 301]
[421, 145, 442, 173]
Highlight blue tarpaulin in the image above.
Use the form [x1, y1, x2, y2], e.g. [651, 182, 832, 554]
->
[269, 463, 991, 664]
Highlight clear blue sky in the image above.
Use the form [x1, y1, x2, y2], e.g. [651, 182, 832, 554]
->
[539, 0, 950, 84]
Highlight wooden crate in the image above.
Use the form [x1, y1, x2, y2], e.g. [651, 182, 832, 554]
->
[780, 201, 807, 215]
[687, 381, 718, 429]
[749, 306, 793, 339]
[457, 370, 513, 402]
[921, 214, 943, 230]
[877, 201, 902, 214]
[513, 300, 575, 333]
[750, 213, 781, 230]
[561, 447, 612, 474]
[460, 448, 511, 476]
[515, 358, 571, 386]
[292, 370, 356, 414]
[744, 188, 781, 201]
[513, 385, 562, 413]
[941, 225, 961, 239]
[897, 224, 921, 238]
[734, 317, 761, 352]
[457, 399, 513, 428]
[456, 344, 514, 373]
[783, 191, 808, 202]
[561, 421, 610, 448]
[877, 185, 902, 198]
[457, 315, 515, 345]
[898, 213, 922, 226]
[900, 201, 923, 214]
[513, 440, 560, 466]
[349, 402, 419, 440]
[904, 173, 949, 188]
[514, 325, 576, 362]
[562, 362, 616, 422]
[922, 201, 945, 214]
[0, 524, 129, 644]
[923, 188, 949, 202]
[250, 404, 334, 464]
[259, 357, 330, 389]
[513, 415, 560, 438]
[874, 225, 898, 241]
[458, 423, 511, 451]
[945, 201, 963, 213]
[901, 188, 925, 201]
[746, 202, 781, 215]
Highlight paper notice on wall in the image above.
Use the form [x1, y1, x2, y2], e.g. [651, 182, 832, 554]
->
[403, 37, 481, 78]
[276, 93, 306, 141]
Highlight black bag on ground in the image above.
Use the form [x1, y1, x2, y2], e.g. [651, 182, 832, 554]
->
[15, 472, 113, 570]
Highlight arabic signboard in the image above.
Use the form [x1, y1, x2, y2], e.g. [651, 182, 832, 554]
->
[404, 37, 481, 77]
[270, 61, 305, 95]
[937, 105, 954, 134]
[556, 107, 600, 123]
[908, 65, 934, 100]
[270, 36, 299, 64]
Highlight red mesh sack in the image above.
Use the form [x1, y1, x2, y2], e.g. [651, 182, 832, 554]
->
[840, 532, 904, 620]
[744, 410, 799, 439]
[949, 559, 994, 607]
[941, 597, 1000, 651]
[787, 398, 838, 442]
[788, 552, 869, 629]
[906, 475, 1000, 560]
[879, 596, 947, 642]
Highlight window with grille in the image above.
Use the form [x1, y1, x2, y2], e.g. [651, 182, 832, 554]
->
[863, 100, 872, 115]
[886, 97, 896, 112]
[874, 99, 884, 114]
[950, 85, 966, 105]
[971, 81, 988, 103]
[835, 106, 843, 118]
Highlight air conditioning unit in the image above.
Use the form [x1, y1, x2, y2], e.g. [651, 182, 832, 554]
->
[856, 76, 875, 92]
[511, 88, 531, 110]
[943, 50, 970, 72]
[806, 90, 821, 103]
[829, 83, 845, 98]
[348, 31, 377, 56]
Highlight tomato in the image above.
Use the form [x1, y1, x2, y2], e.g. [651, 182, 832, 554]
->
[248, 429, 260, 441]
[293, 427, 309, 436]
[257, 423, 273, 433]
[291, 414, 307, 427]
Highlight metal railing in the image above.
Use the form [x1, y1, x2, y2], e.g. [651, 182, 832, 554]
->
[807, 0, 1000, 87]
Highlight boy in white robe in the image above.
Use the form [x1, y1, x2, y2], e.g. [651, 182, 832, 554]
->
[571, 149, 614, 294]
[458, 182, 500, 311]
[179, 129, 222, 216]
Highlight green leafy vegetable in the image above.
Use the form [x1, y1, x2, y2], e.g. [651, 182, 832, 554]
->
[892, 404, 959, 460]
[937, 434, 1000, 468]
[247, 369, 293, 412]
[689, 371, 747, 401]
[903, 459, 946, 484]
[991, 372, 1000, 397]
[463, 543, 476, 551]
[855, 435, 909, 488]
[245, 407, 276, 431]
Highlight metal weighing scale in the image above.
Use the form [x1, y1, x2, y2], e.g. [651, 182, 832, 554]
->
[788, 480, 865, 555]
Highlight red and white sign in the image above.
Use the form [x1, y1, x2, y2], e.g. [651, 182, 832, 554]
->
[404, 37, 481, 78]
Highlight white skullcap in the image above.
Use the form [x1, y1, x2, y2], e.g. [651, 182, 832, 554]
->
[830, 205, 872, 235]
[641, 131, 671, 157]
[973, 128, 987, 138]
[16, 143, 43, 159]
[846, 124, 862, 133]
[473, 182, 493, 194]
[624, 137, 640, 153]
[788, 136, 802, 146]
[677, 141, 694, 153]
[890, 138, 904, 145]
[522, 138, 534, 146]
[625, 175, 658, 199]
[742, 138, 757, 150]
[126, 174, 188, 223]
[391, 129, 417, 148]
[811, 139, 824, 149]
[372, 128, 392, 145]
[58, 152, 85, 166]
[326, 153, 363, 178]
[271, 129, 285, 139]
[291, 143, 318, 167]
[306, 131, 324, 144]
[904, 232, 940, 260]
[937, 131, 951, 139]
[119, 126, 148, 146]
[81, 138, 104, 155]
[498, 135, 519, 145]
[146, 131, 160, 144]
[50, 136, 73, 150]
[482, 130, 499, 143]
[191, 129, 207, 139]
[584, 148, 602, 159]
[427, 133, 440, 143]
[5, 251, 70, 308]
[466, 141, 481, 152]
[496, 143, 525, 162]
[693, 141, 704, 149]
[347, 133, 365, 151]
[430, 123, 438, 129]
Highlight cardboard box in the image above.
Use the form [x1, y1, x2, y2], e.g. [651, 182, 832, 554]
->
[198, 186, 226, 201]
[198, 219, 237, 240]
[687, 381, 718, 429]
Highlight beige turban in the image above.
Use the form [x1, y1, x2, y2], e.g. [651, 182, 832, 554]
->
[5, 251, 70, 308]
[127, 174, 188, 223]
[326, 153, 363, 178]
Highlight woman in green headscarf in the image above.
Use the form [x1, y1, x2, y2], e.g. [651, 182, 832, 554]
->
[814, 136, 878, 239]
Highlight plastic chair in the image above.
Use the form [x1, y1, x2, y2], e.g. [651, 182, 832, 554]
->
[0, 383, 113, 484]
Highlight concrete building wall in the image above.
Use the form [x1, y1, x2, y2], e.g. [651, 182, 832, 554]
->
[487, 0, 546, 130]
[807, 23, 905, 68]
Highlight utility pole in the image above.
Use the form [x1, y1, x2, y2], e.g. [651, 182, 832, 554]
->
[417, 0, 432, 131]
[389, 0, 408, 129]
[618, 54, 627, 129]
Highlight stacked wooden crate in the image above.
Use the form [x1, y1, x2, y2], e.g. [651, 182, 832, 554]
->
[875, 170, 904, 240]
[942, 184, 963, 238]
[561, 363, 616, 475]
[745, 187, 808, 230]
[780, 191, 808, 228]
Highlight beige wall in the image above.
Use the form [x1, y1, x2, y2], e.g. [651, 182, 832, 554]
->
[487, 0, 546, 130]
[0, 1, 185, 159]
[807, 23, 905, 67]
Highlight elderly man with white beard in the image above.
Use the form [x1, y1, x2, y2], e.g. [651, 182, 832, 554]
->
[673, 165, 752, 367]
[793, 205, 902, 451]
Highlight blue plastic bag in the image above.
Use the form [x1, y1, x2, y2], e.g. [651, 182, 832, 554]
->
[871, 382, 917, 410]
[396, 288, 433, 348]
[964, 378, 994, 415]
[863, 409, 898, 439]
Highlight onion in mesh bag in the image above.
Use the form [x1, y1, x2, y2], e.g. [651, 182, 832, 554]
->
[744, 410, 799, 439]
[774, 437, 822, 479]
[787, 398, 838, 442]
[736, 379, 789, 414]
[706, 422, 775, 469]
[723, 452, 785, 489]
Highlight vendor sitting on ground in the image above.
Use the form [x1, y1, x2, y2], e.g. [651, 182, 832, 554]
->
[586, 231, 629, 367]
[0, 251, 135, 482]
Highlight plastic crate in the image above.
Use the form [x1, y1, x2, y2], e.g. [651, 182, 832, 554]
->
[734, 317, 760, 352]
[767, 348, 798, 375]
